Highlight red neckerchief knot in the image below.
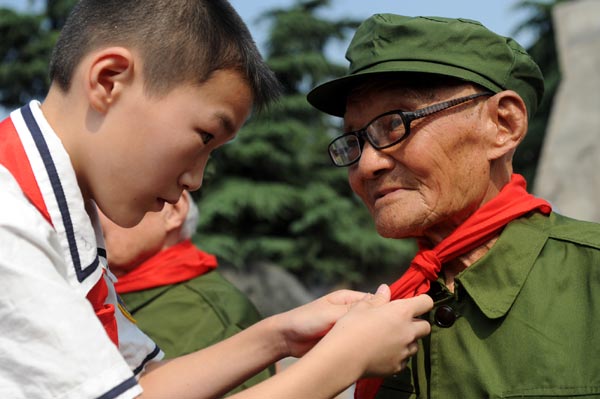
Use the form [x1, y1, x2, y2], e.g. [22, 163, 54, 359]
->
[412, 249, 441, 281]
[355, 173, 552, 399]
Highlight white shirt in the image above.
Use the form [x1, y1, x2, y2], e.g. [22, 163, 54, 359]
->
[0, 102, 163, 399]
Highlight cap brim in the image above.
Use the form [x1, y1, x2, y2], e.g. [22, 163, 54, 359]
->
[307, 60, 504, 117]
[307, 73, 377, 117]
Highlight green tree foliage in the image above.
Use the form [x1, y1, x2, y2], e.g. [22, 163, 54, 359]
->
[0, 0, 76, 109]
[6, 0, 563, 288]
[511, 0, 572, 185]
[196, 0, 416, 288]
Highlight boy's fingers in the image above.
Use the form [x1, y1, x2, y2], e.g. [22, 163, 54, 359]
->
[367, 284, 391, 305]
[416, 318, 432, 336]
[402, 294, 434, 316]
[375, 283, 390, 297]
[328, 289, 371, 305]
[408, 341, 419, 356]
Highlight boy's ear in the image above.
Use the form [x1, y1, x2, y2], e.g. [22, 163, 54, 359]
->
[87, 47, 135, 114]
[484, 90, 528, 161]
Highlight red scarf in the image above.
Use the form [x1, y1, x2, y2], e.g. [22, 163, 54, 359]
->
[114, 239, 218, 294]
[0, 117, 51, 223]
[355, 174, 551, 399]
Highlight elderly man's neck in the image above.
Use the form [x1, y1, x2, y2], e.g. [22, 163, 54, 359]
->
[443, 236, 500, 293]
[423, 167, 512, 292]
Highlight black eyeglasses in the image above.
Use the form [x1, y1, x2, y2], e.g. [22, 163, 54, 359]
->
[328, 92, 493, 167]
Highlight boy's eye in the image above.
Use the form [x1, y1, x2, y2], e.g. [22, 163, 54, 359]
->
[198, 131, 215, 145]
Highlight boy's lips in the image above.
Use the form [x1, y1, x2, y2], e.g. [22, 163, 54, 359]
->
[153, 198, 167, 210]
[158, 193, 181, 205]
[154, 194, 179, 211]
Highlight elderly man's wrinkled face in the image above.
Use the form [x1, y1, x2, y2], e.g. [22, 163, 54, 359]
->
[345, 84, 495, 242]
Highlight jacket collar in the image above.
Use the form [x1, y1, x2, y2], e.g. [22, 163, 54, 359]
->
[457, 212, 550, 319]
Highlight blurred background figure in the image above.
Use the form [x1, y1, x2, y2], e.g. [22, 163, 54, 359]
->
[98, 191, 274, 395]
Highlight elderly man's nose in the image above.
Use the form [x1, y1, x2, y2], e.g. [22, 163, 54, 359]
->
[355, 142, 394, 176]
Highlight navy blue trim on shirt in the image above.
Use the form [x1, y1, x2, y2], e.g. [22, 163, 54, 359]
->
[96, 376, 138, 399]
[20, 104, 99, 282]
[133, 344, 162, 376]
[98, 247, 107, 259]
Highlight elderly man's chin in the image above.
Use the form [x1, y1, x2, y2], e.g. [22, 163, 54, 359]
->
[371, 209, 428, 239]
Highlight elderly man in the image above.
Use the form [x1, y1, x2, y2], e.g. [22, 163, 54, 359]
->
[308, 14, 600, 399]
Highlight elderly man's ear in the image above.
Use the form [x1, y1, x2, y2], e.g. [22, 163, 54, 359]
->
[484, 90, 528, 161]
[163, 193, 190, 233]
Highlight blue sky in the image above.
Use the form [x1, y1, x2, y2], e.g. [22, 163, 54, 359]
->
[229, 0, 535, 61]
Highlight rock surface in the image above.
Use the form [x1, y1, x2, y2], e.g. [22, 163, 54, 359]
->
[534, 0, 600, 222]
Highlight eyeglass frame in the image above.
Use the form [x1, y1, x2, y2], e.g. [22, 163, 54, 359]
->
[328, 91, 494, 167]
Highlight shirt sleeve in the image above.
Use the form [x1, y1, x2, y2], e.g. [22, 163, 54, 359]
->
[0, 167, 142, 399]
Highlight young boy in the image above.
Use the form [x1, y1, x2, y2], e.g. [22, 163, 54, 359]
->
[0, 1, 432, 398]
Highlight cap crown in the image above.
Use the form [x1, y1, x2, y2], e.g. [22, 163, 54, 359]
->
[308, 14, 544, 118]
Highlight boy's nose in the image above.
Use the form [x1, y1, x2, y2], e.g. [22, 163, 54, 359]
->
[179, 168, 204, 192]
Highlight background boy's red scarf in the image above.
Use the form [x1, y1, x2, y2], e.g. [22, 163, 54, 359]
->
[114, 239, 218, 294]
[355, 173, 551, 399]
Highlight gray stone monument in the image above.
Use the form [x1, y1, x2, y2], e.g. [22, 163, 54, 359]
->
[533, 0, 600, 222]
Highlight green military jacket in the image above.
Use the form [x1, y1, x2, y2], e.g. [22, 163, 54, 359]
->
[120, 270, 274, 395]
[376, 212, 600, 398]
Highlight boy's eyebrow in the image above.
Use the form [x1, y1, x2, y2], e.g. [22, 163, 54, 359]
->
[216, 112, 235, 135]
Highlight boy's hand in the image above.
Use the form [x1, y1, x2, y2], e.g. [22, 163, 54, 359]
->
[322, 286, 432, 377]
[273, 289, 369, 358]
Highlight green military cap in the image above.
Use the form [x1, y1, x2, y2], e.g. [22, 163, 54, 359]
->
[307, 14, 544, 118]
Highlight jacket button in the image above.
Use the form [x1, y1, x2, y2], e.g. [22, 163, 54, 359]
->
[434, 305, 457, 328]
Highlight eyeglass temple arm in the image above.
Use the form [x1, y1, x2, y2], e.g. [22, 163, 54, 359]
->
[411, 92, 493, 119]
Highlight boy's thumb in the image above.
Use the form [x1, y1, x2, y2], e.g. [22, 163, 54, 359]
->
[371, 284, 391, 303]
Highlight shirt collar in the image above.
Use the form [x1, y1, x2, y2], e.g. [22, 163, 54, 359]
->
[456, 212, 550, 319]
[13, 101, 103, 293]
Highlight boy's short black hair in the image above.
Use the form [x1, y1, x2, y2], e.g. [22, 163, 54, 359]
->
[49, 0, 280, 110]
